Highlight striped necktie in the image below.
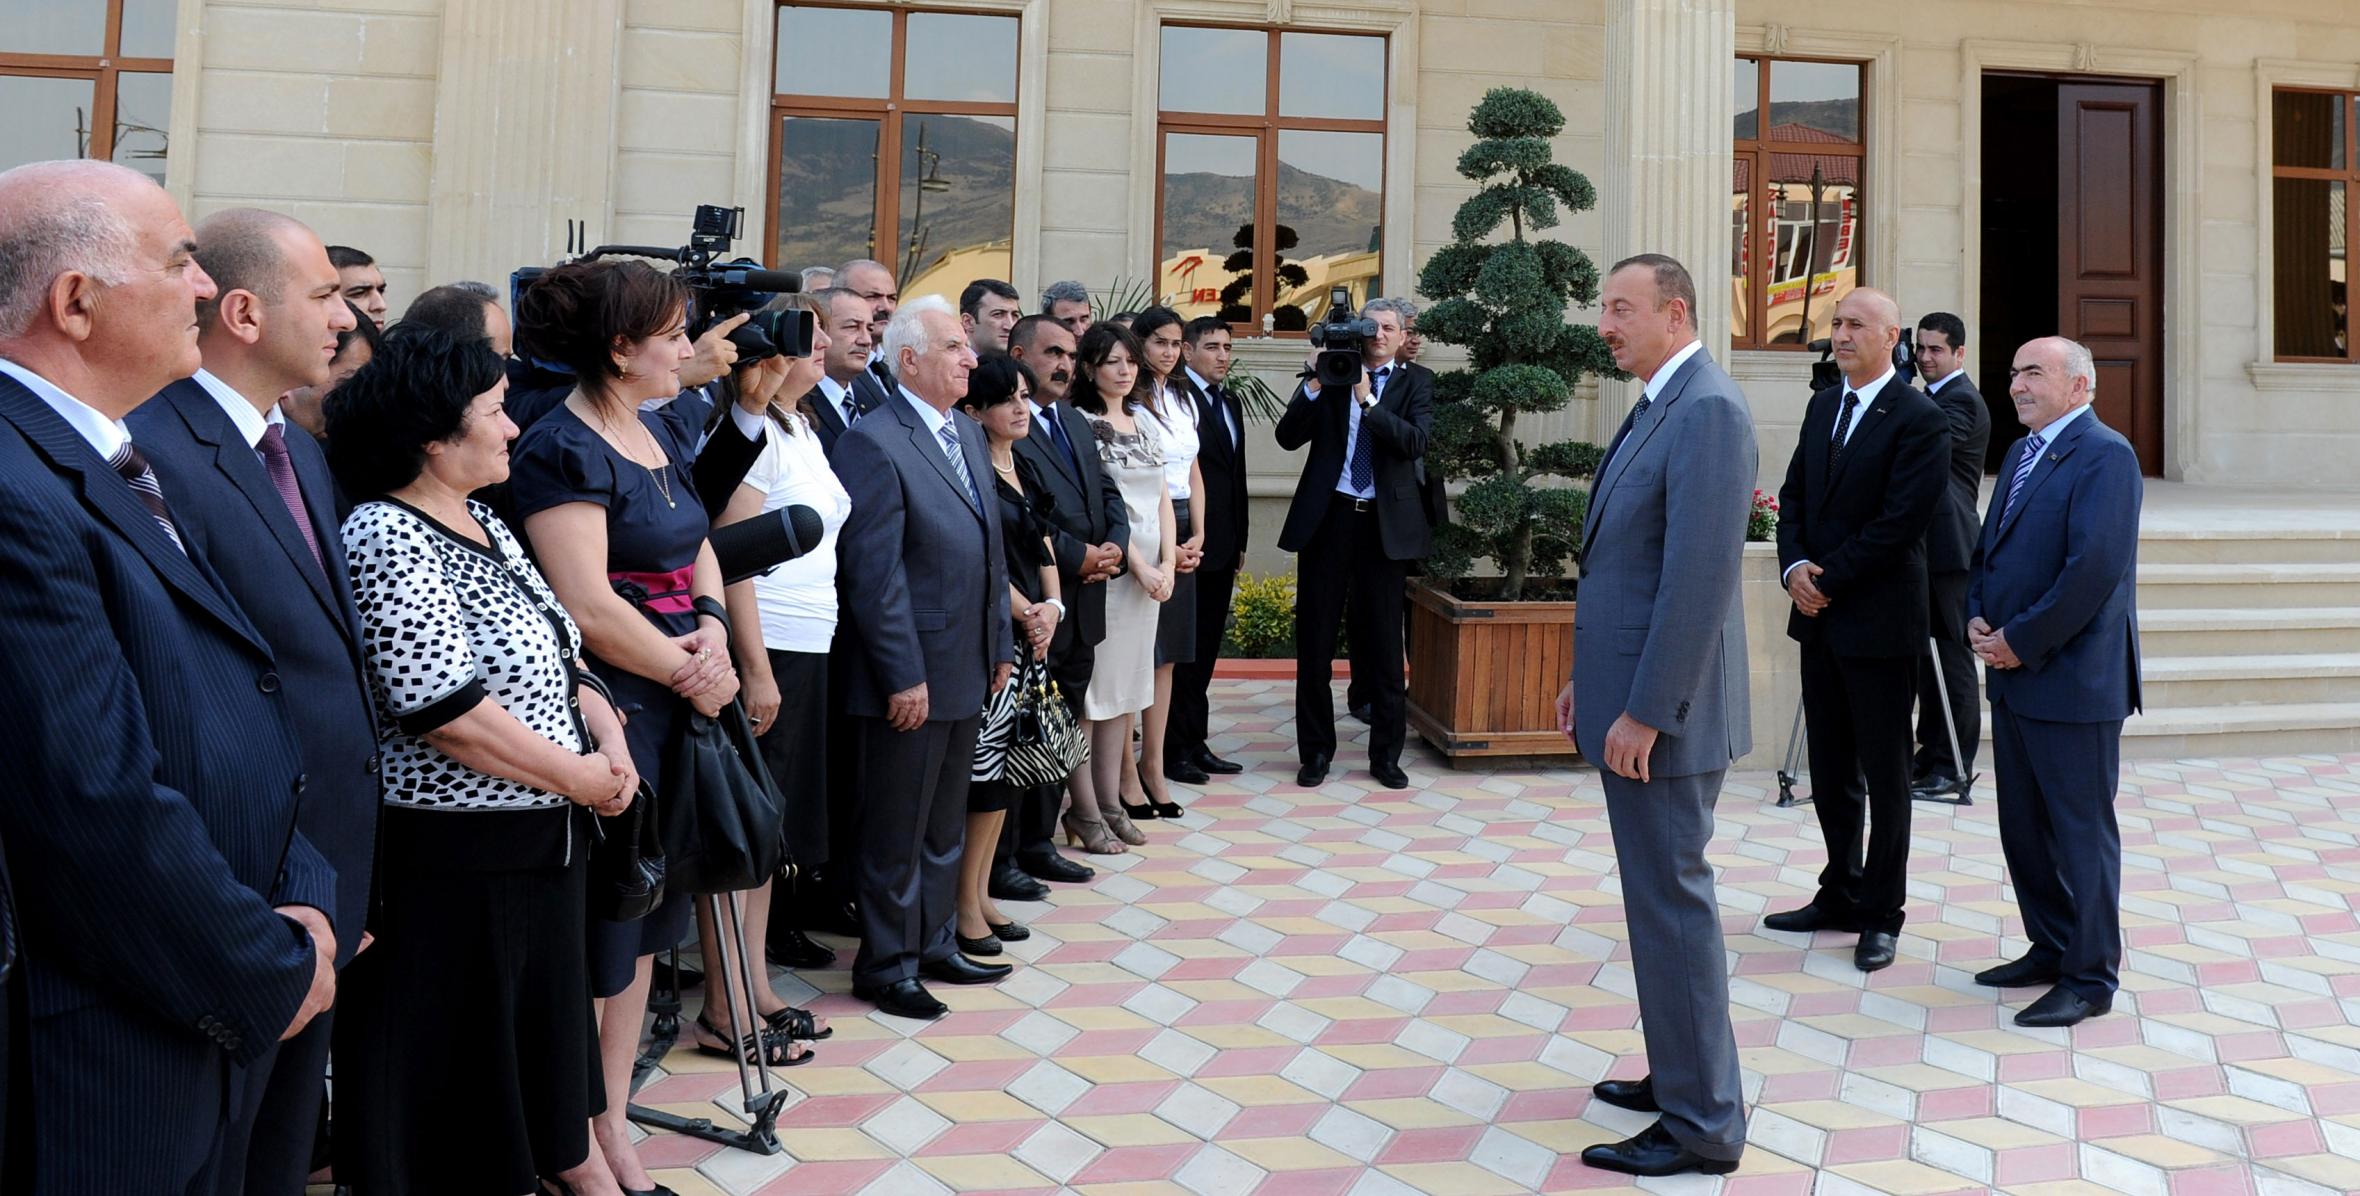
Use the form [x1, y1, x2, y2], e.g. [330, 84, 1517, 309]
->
[2002, 431, 2045, 520]
[938, 423, 980, 510]
[109, 441, 185, 553]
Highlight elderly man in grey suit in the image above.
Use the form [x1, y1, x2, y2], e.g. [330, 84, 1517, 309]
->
[1555, 254, 1755, 1177]
[835, 296, 1017, 1020]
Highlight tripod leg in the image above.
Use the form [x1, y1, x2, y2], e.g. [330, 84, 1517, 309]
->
[719, 890, 779, 1101]
[1776, 696, 1809, 807]
[1923, 636, 1972, 806]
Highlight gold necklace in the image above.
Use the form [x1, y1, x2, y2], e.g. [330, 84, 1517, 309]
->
[587, 396, 675, 509]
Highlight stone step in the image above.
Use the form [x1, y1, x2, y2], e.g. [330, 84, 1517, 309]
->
[2139, 653, 2360, 707]
[2136, 531, 2360, 565]
[2114, 702, 2360, 758]
[2136, 562, 2360, 609]
[2136, 608, 2360, 657]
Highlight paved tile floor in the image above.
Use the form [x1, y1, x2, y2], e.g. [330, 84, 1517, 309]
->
[617, 681, 2360, 1196]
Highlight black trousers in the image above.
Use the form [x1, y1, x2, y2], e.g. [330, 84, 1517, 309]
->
[851, 715, 979, 987]
[1170, 564, 1238, 760]
[1914, 569, 1980, 779]
[1295, 497, 1408, 768]
[1799, 643, 1918, 934]
[220, 1009, 329, 1195]
[819, 639, 862, 911]
[1991, 701, 2124, 1000]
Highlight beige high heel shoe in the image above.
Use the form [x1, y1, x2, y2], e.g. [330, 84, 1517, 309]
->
[1061, 810, 1127, 854]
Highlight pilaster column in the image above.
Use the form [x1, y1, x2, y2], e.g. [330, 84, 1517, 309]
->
[1599, 0, 1736, 433]
[425, 0, 624, 289]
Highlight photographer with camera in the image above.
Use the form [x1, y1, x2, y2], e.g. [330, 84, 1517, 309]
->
[1274, 294, 1433, 791]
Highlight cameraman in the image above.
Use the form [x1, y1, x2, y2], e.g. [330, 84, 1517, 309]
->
[1273, 297, 1433, 791]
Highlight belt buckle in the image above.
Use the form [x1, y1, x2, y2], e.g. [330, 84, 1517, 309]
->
[1351, 498, 1373, 513]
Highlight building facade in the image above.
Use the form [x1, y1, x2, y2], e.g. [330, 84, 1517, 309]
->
[7, 0, 2358, 573]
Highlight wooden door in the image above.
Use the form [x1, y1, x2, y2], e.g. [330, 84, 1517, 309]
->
[2056, 81, 2165, 475]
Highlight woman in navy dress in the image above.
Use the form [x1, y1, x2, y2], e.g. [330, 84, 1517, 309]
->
[509, 260, 792, 1195]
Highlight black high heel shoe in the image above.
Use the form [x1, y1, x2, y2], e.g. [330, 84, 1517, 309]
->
[1121, 798, 1160, 820]
[1148, 795, 1184, 819]
[987, 919, 1030, 942]
[956, 930, 1004, 956]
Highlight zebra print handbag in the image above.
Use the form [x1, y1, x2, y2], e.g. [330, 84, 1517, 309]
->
[1000, 663, 1089, 789]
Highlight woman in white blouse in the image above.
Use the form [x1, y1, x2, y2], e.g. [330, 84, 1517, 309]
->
[1125, 307, 1205, 822]
[714, 291, 848, 1046]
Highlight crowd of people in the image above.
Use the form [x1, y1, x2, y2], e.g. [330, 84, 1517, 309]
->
[0, 155, 2140, 1192]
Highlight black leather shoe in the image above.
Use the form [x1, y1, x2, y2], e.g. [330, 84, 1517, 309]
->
[1297, 755, 1330, 786]
[1017, 851, 1094, 884]
[1579, 1121, 1738, 1177]
[853, 978, 946, 1020]
[921, 955, 1013, 985]
[955, 931, 1003, 957]
[1370, 762, 1410, 790]
[1910, 770, 1963, 797]
[1762, 903, 1858, 934]
[988, 864, 1050, 903]
[1590, 1076, 1659, 1113]
[1165, 758, 1211, 784]
[1974, 955, 2062, 988]
[2015, 984, 2110, 1028]
[1855, 931, 1898, 972]
[1195, 749, 1244, 775]
[766, 925, 837, 970]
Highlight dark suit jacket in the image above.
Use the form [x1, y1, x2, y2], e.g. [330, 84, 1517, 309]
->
[834, 390, 1015, 720]
[1923, 373, 1992, 574]
[129, 378, 379, 966]
[1969, 411, 2143, 723]
[1176, 372, 1249, 569]
[0, 371, 329, 1188]
[1274, 358, 1433, 561]
[811, 376, 884, 458]
[1013, 399, 1129, 648]
[1775, 376, 1951, 658]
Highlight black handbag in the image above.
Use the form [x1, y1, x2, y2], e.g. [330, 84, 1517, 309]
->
[660, 701, 788, 894]
[589, 779, 665, 921]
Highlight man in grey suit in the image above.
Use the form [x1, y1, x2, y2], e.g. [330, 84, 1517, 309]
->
[835, 297, 1017, 1020]
[1556, 254, 1754, 1177]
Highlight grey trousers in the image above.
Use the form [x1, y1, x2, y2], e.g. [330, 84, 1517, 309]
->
[851, 714, 980, 987]
[1598, 765, 1747, 1160]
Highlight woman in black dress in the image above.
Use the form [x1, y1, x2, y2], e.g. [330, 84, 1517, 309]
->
[953, 355, 1063, 956]
[508, 261, 794, 1195]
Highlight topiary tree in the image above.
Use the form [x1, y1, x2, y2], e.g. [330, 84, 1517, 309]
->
[1416, 87, 1616, 600]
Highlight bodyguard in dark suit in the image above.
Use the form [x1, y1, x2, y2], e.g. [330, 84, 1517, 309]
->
[0, 159, 335, 1195]
[1968, 336, 2142, 1029]
[125, 209, 379, 1196]
[1275, 298, 1431, 790]
[835, 300, 1016, 1020]
[1008, 314, 1127, 881]
[1766, 288, 1950, 973]
[1168, 318, 1250, 780]
[809, 287, 885, 457]
[1560, 255, 1752, 1178]
[1909, 313, 1992, 793]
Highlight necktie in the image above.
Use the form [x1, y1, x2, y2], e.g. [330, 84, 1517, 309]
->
[1210, 383, 1238, 449]
[1602, 394, 1652, 477]
[1345, 367, 1392, 494]
[257, 425, 324, 569]
[2002, 431, 2045, 520]
[842, 390, 862, 425]
[1045, 406, 1080, 477]
[1830, 390, 1861, 463]
[938, 423, 980, 510]
[109, 441, 184, 553]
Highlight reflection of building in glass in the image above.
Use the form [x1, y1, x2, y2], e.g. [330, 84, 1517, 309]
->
[906, 240, 1014, 310]
[1755, 125, 1859, 345]
[1158, 245, 1378, 326]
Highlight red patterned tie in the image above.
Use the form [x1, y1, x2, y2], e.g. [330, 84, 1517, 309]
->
[257, 424, 324, 569]
[108, 441, 184, 553]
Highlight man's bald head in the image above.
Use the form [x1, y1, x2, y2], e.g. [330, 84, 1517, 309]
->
[0, 160, 154, 340]
[1828, 286, 1902, 388]
[193, 208, 312, 332]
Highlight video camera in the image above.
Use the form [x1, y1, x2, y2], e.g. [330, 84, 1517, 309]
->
[516, 205, 816, 364]
[1806, 333, 1915, 394]
[1307, 286, 1378, 390]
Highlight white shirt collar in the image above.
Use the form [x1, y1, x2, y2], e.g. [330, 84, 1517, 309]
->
[1184, 365, 1215, 394]
[190, 368, 284, 450]
[898, 385, 952, 439]
[2029, 401, 2093, 445]
[0, 355, 130, 460]
[1641, 340, 1705, 404]
[1843, 364, 1897, 406]
[1926, 368, 1965, 396]
[816, 373, 855, 417]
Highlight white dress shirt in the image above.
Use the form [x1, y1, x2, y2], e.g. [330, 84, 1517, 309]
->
[1783, 362, 1899, 587]
[815, 374, 862, 427]
[1924, 368, 1965, 398]
[1328, 358, 1395, 501]
[190, 368, 285, 454]
[1184, 365, 1237, 450]
[0, 355, 130, 460]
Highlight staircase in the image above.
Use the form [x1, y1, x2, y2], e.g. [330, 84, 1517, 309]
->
[2112, 503, 2360, 758]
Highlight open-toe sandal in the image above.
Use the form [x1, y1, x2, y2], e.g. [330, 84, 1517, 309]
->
[695, 1013, 813, 1067]
[762, 1005, 834, 1041]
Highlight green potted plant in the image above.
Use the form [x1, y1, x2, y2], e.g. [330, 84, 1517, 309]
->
[1404, 86, 1615, 763]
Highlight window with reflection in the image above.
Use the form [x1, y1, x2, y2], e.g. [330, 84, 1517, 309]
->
[1731, 56, 1865, 348]
[2272, 88, 2357, 362]
[0, 0, 177, 183]
[1157, 24, 1387, 330]
[768, 4, 1018, 298]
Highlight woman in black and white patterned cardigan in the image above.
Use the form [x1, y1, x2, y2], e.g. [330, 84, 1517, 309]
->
[325, 325, 639, 1196]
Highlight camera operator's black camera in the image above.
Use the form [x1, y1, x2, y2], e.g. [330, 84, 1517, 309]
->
[514, 204, 816, 365]
[1307, 286, 1377, 390]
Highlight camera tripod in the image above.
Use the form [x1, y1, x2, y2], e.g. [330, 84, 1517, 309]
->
[1774, 636, 1976, 807]
[626, 891, 791, 1155]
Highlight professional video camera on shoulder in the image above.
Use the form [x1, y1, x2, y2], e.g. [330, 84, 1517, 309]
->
[512, 204, 816, 364]
[1307, 286, 1378, 390]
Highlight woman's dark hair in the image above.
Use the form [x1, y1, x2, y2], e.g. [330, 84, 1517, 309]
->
[1128, 305, 1186, 418]
[514, 259, 689, 398]
[959, 352, 1037, 415]
[400, 284, 498, 345]
[1070, 323, 1148, 416]
[336, 299, 382, 361]
[323, 323, 508, 500]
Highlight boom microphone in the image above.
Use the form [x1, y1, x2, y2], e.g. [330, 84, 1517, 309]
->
[711, 503, 827, 586]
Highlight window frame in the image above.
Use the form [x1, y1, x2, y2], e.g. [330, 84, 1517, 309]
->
[2268, 84, 2359, 365]
[1153, 22, 1389, 336]
[1732, 53, 1868, 351]
[0, 1, 174, 168]
[762, 1, 1021, 275]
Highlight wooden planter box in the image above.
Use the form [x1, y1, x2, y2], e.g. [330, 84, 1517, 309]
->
[1404, 580, 1581, 767]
